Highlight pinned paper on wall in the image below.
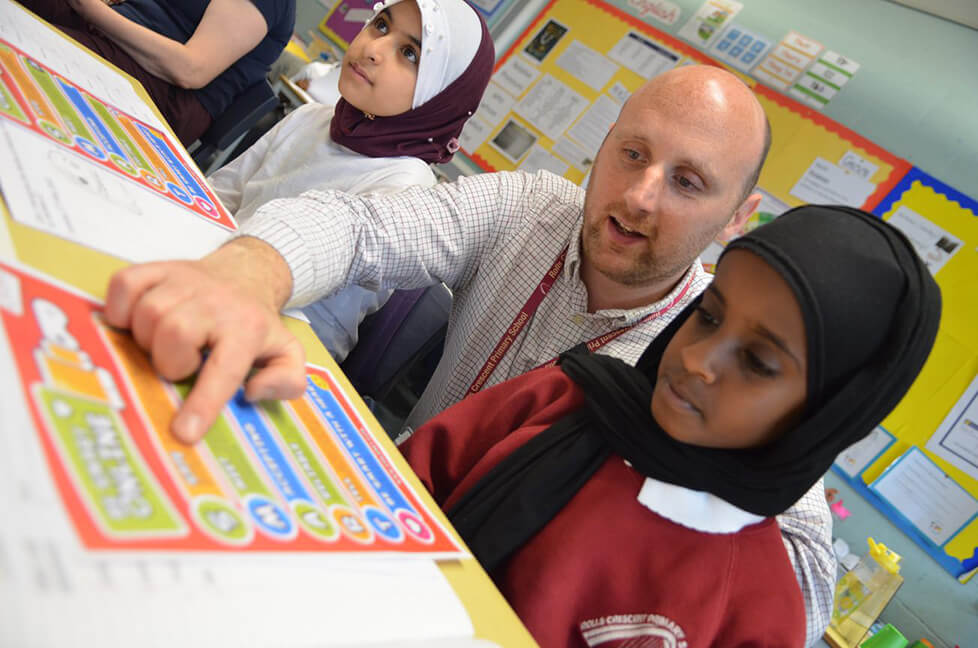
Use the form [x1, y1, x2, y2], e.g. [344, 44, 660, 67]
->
[886, 205, 963, 276]
[789, 157, 877, 206]
[789, 50, 861, 110]
[753, 31, 823, 91]
[608, 31, 680, 79]
[927, 373, 978, 481]
[677, 0, 743, 49]
[871, 448, 978, 548]
[835, 427, 897, 479]
[709, 23, 772, 72]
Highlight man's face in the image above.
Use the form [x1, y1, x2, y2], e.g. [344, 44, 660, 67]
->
[581, 78, 760, 288]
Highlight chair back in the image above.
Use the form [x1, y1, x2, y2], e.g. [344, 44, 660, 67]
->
[341, 284, 452, 400]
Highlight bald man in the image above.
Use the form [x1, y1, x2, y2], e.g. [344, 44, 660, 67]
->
[105, 65, 834, 643]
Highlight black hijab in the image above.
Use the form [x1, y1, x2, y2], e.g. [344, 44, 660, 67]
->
[448, 205, 942, 572]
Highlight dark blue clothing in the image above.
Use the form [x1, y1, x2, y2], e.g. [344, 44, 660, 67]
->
[113, 0, 295, 118]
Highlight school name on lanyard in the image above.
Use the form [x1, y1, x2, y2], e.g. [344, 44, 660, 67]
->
[467, 246, 695, 395]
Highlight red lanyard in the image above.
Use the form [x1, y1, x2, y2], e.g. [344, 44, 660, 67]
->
[467, 247, 695, 395]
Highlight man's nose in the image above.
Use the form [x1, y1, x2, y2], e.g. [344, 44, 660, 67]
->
[623, 165, 665, 216]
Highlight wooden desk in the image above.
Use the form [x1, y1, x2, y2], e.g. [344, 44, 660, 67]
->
[0, 6, 535, 647]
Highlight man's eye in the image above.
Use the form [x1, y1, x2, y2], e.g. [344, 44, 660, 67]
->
[676, 176, 699, 191]
[624, 148, 641, 161]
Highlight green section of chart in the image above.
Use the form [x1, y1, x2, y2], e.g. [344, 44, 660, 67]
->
[22, 57, 93, 141]
[36, 385, 184, 536]
[0, 69, 28, 122]
[263, 401, 349, 508]
[86, 95, 153, 174]
[174, 383, 270, 497]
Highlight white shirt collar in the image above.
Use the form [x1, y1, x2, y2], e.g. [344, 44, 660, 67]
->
[636, 474, 765, 534]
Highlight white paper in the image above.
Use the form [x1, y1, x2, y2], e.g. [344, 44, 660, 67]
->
[822, 50, 861, 76]
[886, 205, 963, 276]
[492, 55, 540, 98]
[518, 145, 569, 177]
[566, 95, 621, 158]
[783, 31, 824, 59]
[839, 151, 879, 180]
[835, 426, 895, 478]
[770, 43, 813, 71]
[871, 448, 978, 547]
[753, 56, 802, 90]
[608, 32, 679, 80]
[475, 82, 516, 128]
[513, 74, 588, 140]
[926, 373, 978, 480]
[809, 61, 853, 88]
[551, 136, 593, 172]
[607, 81, 631, 105]
[677, 0, 743, 48]
[459, 115, 494, 154]
[789, 157, 876, 207]
[0, 121, 231, 263]
[555, 41, 618, 92]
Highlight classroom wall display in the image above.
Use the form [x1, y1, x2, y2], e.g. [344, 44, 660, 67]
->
[463, 0, 908, 215]
[831, 168, 978, 582]
[0, 35, 234, 263]
[0, 259, 466, 558]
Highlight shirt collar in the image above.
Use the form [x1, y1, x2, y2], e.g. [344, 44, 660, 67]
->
[565, 219, 708, 325]
[636, 475, 765, 533]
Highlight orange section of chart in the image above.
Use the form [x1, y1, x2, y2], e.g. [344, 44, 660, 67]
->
[0, 259, 466, 557]
[0, 37, 235, 262]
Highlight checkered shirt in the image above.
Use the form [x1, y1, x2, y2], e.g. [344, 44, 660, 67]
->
[241, 170, 835, 645]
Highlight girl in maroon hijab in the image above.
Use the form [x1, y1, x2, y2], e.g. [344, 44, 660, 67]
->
[207, 0, 494, 362]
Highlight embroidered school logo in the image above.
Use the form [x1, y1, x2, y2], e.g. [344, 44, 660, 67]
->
[579, 613, 688, 647]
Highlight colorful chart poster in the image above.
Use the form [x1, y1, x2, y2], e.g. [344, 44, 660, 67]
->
[0, 38, 235, 262]
[0, 259, 465, 558]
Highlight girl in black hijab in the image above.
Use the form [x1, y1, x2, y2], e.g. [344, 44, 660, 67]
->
[402, 205, 941, 648]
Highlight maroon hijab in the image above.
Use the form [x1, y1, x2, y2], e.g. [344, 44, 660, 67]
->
[330, 13, 493, 164]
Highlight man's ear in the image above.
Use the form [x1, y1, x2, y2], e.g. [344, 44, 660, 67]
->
[720, 192, 762, 241]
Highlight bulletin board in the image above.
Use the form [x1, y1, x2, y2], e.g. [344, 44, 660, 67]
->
[460, 0, 909, 217]
[833, 170, 978, 582]
[460, 0, 978, 581]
